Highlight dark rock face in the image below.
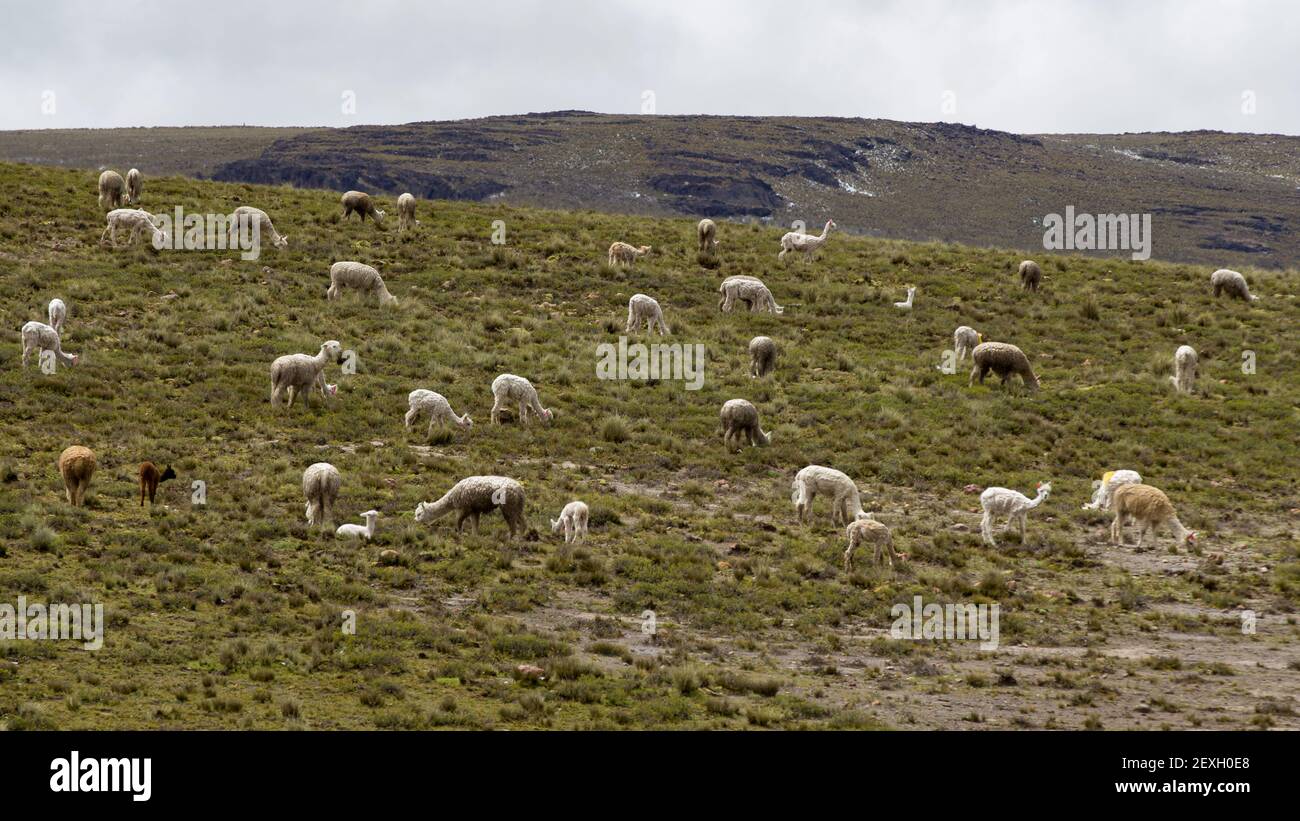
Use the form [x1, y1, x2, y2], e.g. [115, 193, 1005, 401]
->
[647, 173, 785, 217]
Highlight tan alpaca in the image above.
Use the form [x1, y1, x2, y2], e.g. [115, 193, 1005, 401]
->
[844, 515, 896, 571]
[1110, 484, 1196, 549]
[608, 241, 651, 266]
[58, 446, 97, 507]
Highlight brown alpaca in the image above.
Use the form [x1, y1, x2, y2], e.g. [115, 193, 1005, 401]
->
[139, 461, 177, 506]
[1018, 260, 1042, 291]
[58, 446, 97, 507]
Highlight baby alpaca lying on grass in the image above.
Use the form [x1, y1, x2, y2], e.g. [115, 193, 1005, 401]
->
[337, 510, 380, 540]
[551, 500, 589, 544]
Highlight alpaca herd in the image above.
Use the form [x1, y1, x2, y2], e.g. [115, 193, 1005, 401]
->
[33, 175, 1248, 572]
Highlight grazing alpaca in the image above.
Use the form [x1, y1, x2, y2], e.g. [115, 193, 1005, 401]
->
[894, 286, 916, 310]
[415, 476, 527, 539]
[21, 321, 79, 369]
[337, 510, 380, 540]
[953, 326, 982, 362]
[979, 482, 1051, 547]
[608, 242, 652, 266]
[749, 336, 776, 377]
[270, 341, 343, 408]
[550, 500, 590, 544]
[1018, 260, 1042, 291]
[397, 193, 418, 231]
[969, 342, 1039, 391]
[1111, 484, 1196, 549]
[626, 293, 670, 335]
[1210, 268, 1258, 302]
[844, 515, 896, 571]
[791, 465, 868, 526]
[228, 206, 289, 248]
[58, 446, 97, 507]
[1171, 344, 1198, 394]
[126, 168, 142, 205]
[341, 190, 385, 223]
[405, 389, 473, 436]
[48, 298, 67, 333]
[718, 275, 783, 314]
[138, 461, 176, 506]
[719, 399, 771, 450]
[779, 219, 835, 261]
[97, 170, 125, 209]
[302, 462, 341, 528]
[100, 208, 168, 248]
[328, 261, 398, 306]
[1083, 469, 1142, 511]
[490, 374, 553, 425]
[697, 218, 719, 254]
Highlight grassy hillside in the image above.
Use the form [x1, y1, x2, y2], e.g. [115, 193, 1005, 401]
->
[0, 162, 1296, 730]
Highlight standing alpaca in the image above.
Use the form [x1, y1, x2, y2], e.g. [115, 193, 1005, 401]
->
[404, 389, 473, 436]
[48, 298, 67, 333]
[100, 208, 168, 248]
[791, 465, 868, 526]
[979, 482, 1051, 547]
[844, 515, 897, 571]
[749, 336, 776, 377]
[270, 341, 344, 408]
[337, 510, 380, 540]
[21, 321, 79, 369]
[550, 500, 590, 544]
[1018, 260, 1042, 291]
[341, 191, 385, 223]
[894, 286, 916, 310]
[718, 275, 783, 314]
[415, 476, 527, 539]
[1210, 268, 1258, 302]
[58, 446, 97, 507]
[228, 206, 289, 248]
[1111, 484, 1196, 549]
[778, 219, 835, 261]
[953, 326, 982, 362]
[697, 218, 719, 254]
[138, 461, 176, 506]
[490, 374, 553, 425]
[1083, 469, 1142, 511]
[625, 293, 670, 335]
[397, 193, 418, 231]
[302, 462, 341, 528]
[327, 261, 398, 306]
[608, 242, 652, 266]
[126, 168, 142, 205]
[719, 399, 772, 450]
[98, 170, 125, 209]
[1171, 345, 1198, 394]
[969, 342, 1040, 391]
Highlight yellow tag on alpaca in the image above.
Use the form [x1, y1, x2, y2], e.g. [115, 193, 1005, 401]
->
[1102, 471, 1115, 484]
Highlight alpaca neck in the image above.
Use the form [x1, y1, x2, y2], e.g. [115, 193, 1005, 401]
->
[1169, 516, 1190, 541]
[1025, 491, 1048, 510]
[819, 222, 831, 239]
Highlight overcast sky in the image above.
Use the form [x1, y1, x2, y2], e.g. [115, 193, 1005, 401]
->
[2, 0, 1295, 134]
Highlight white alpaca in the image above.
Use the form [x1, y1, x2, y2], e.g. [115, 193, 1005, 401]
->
[125, 168, 142, 205]
[718, 276, 783, 314]
[490, 373, 553, 425]
[979, 482, 1051, 547]
[844, 514, 896, 571]
[337, 510, 380, 540]
[1082, 469, 1142, 511]
[270, 340, 343, 408]
[415, 476, 527, 539]
[21, 321, 79, 368]
[397, 193, 418, 231]
[100, 208, 168, 248]
[405, 389, 472, 436]
[550, 500, 590, 544]
[894, 286, 916, 310]
[302, 462, 341, 528]
[626, 293, 670, 335]
[328, 261, 398, 306]
[779, 219, 835, 261]
[1171, 344, 1197, 394]
[953, 326, 981, 361]
[47, 299, 67, 333]
[228, 206, 289, 248]
[720, 399, 771, 450]
[98, 170, 125, 209]
[791, 465, 868, 526]
[1210, 268, 1258, 302]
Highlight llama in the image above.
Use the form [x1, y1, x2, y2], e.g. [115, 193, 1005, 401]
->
[969, 342, 1039, 391]
[328, 261, 398, 306]
[550, 500, 590, 544]
[126, 168, 142, 205]
[58, 446, 97, 507]
[1171, 345, 1198, 394]
[490, 374, 553, 425]
[337, 510, 380, 540]
[138, 461, 176, 506]
[270, 341, 343, 408]
[100, 208, 167, 248]
[21, 321, 78, 369]
[791, 465, 867, 526]
[608, 242, 652, 266]
[719, 399, 771, 450]
[1018, 260, 1042, 291]
[98, 170, 125, 209]
[749, 336, 776, 377]
[953, 326, 981, 362]
[697, 218, 719, 254]
[415, 476, 527, 539]
[48, 298, 67, 333]
[844, 515, 897, 571]
[626, 293, 670, 335]
[718, 275, 783, 314]
[1083, 469, 1142, 511]
[979, 482, 1051, 547]
[404, 389, 472, 436]
[1210, 268, 1257, 302]
[397, 193, 418, 231]
[894, 286, 916, 310]
[1111, 484, 1196, 549]
[302, 462, 341, 528]
[778, 219, 835, 261]
[228, 206, 289, 248]
[341, 191, 385, 223]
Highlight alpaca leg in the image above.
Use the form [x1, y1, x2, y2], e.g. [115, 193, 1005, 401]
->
[565, 520, 575, 544]
[626, 307, 636, 333]
[491, 397, 504, 424]
[427, 415, 438, 438]
[518, 401, 529, 424]
[843, 541, 855, 573]
[882, 536, 896, 568]
[404, 406, 419, 428]
[980, 512, 995, 546]
[1018, 514, 1027, 542]
[456, 511, 470, 532]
